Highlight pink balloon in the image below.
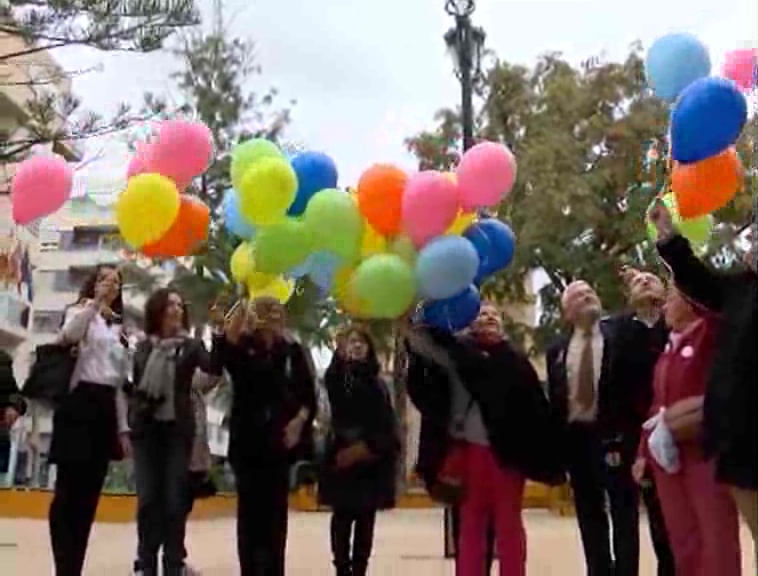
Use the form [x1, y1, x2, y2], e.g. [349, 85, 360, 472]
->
[402, 171, 460, 247]
[722, 49, 757, 91]
[11, 156, 74, 224]
[456, 142, 517, 211]
[126, 146, 151, 179]
[149, 120, 213, 183]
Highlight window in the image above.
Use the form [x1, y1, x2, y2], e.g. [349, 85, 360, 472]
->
[71, 228, 103, 249]
[32, 310, 64, 333]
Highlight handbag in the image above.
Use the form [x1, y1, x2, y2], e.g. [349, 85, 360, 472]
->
[22, 343, 78, 409]
[428, 397, 475, 506]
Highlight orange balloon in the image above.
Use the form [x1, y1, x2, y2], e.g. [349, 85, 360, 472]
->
[672, 148, 743, 219]
[356, 164, 408, 236]
[141, 196, 210, 257]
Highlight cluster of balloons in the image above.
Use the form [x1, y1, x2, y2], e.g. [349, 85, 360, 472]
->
[224, 139, 519, 330]
[11, 154, 74, 225]
[644, 33, 749, 245]
[116, 120, 212, 257]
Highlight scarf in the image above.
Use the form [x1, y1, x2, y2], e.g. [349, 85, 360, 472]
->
[138, 335, 186, 421]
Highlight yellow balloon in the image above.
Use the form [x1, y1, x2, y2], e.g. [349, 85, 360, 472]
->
[331, 265, 370, 316]
[230, 242, 255, 282]
[116, 173, 180, 247]
[446, 211, 477, 236]
[247, 276, 295, 303]
[360, 222, 387, 258]
[238, 157, 297, 226]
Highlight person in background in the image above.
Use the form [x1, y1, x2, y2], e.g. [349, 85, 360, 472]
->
[1, 348, 25, 476]
[650, 202, 756, 568]
[633, 284, 741, 576]
[319, 326, 400, 576]
[47, 265, 131, 576]
[406, 303, 563, 576]
[129, 288, 219, 576]
[546, 281, 640, 576]
[211, 297, 317, 576]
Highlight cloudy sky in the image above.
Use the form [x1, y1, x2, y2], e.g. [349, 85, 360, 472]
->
[55, 0, 757, 189]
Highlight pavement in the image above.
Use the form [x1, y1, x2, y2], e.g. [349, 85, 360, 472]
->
[0, 510, 754, 575]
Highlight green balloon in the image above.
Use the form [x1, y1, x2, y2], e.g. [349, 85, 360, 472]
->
[351, 254, 416, 319]
[303, 188, 363, 262]
[646, 193, 713, 254]
[231, 139, 283, 192]
[254, 218, 313, 274]
[390, 235, 417, 264]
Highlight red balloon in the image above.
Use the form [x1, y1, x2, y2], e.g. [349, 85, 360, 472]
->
[141, 196, 210, 257]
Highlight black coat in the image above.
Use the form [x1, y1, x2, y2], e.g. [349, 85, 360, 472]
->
[407, 327, 565, 489]
[658, 234, 757, 490]
[211, 333, 317, 469]
[318, 358, 399, 511]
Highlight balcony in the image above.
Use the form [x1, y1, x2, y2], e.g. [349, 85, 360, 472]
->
[0, 288, 30, 348]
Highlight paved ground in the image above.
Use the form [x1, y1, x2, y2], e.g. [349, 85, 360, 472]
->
[0, 510, 754, 575]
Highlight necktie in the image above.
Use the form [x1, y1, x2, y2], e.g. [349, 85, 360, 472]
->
[576, 330, 595, 410]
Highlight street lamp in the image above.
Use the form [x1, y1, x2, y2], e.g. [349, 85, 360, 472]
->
[444, 0, 486, 152]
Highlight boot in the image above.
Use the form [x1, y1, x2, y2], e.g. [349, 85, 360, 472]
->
[352, 558, 369, 576]
[333, 560, 352, 576]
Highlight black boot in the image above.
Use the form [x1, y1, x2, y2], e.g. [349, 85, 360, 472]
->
[333, 560, 352, 576]
[352, 558, 368, 576]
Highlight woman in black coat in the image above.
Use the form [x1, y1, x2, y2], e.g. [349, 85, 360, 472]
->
[318, 326, 399, 576]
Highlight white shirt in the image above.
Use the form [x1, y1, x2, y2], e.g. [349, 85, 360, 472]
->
[566, 323, 604, 423]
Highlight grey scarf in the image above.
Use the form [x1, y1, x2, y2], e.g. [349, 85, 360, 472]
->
[138, 335, 186, 421]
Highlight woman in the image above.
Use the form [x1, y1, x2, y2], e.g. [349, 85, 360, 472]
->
[319, 326, 399, 576]
[47, 265, 131, 576]
[2, 348, 25, 479]
[130, 288, 218, 576]
[211, 296, 317, 576]
[633, 286, 741, 576]
[405, 303, 563, 576]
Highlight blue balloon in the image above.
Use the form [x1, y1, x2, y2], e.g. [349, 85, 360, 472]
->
[287, 152, 339, 216]
[415, 236, 479, 300]
[645, 33, 711, 102]
[421, 286, 481, 333]
[463, 219, 516, 283]
[307, 251, 340, 290]
[671, 77, 748, 164]
[222, 189, 255, 239]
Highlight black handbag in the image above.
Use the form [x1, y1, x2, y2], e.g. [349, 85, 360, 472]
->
[23, 343, 78, 409]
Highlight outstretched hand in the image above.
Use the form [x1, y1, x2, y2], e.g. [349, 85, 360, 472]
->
[618, 265, 641, 287]
[647, 198, 676, 241]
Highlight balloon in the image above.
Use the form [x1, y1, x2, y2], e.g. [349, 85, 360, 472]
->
[307, 251, 341, 290]
[721, 49, 757, 92]
[222, 189, 256, 239]
[456, 142, 517, 211]
[141, 196, 210, 257]
[356, 164, 408, 235]
[116, 173, 180, 248]
[463, 219, 516, 283]
[287, 152, 339, 216]
[304, 188, 363, 262]
[150, 120, 213, 183]
[11, 155, 74, 224]
[126, 146, 151, 179]
[254, 218, 313, 274]
[360, 222, 388, 258]
[671, 148, 743, 218]
[671, 77, 747, 164]
[390, 235, 417, 264]
[446, 211, 477, 236]
[230, 242, 256, 282]
[402, 171, 460, 247]
[645, 33, 711, 101]
[332, 266, 370, 317]
[350, 255, 416, 319]
[238, 157, 298, 226]
[646, 193, 712, 253]
[247, 276, 295, 304]
[415, 236, 480, 300]
[420, 286, 481, 332]
[230, 139, 283, 192]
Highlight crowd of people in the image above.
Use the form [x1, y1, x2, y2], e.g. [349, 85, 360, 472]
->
[0, 199, 755, 576]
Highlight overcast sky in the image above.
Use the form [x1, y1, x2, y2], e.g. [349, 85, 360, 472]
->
[55, 0, 757, 189]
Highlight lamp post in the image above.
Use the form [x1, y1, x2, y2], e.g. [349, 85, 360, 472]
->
[444, 0, 486, 152]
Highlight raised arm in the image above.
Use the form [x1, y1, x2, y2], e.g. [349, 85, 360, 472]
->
[58, 301, 99, 344]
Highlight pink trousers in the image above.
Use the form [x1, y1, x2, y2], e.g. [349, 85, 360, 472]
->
[458, 444, 526, 576]
[652, 455, 742, 576]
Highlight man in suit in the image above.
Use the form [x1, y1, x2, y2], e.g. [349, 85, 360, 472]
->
[546, 280, 642, 576]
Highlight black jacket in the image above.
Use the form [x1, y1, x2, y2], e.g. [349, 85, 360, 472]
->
[1, 349, 25, 417]
[318, 357, 399, 511]
[407, 327, 565, 488]
[211, 333, 317, 468]
[658, 234, 757, 490]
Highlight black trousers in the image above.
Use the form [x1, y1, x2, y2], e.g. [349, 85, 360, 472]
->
[640, 474, 675, 576]
[566, 425, 640, 576]
[449, 506, 495, 573]
[330, 508, 377, 575]
[233, 462, 290, 576]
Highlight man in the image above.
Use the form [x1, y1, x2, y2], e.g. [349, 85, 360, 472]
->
[546, 281, 642, 576]
[650, 202, 757, 566]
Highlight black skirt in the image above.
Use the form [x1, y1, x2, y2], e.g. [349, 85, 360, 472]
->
[48, 381, 122, 466]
